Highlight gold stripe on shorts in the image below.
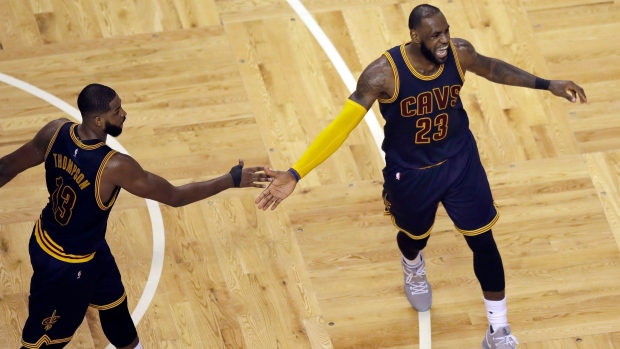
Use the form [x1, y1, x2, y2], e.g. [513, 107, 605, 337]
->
[21, 335, 73, 349]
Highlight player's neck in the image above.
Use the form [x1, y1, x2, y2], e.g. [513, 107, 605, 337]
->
[77, 123, 107, 143]
[404, 44, 441, 76]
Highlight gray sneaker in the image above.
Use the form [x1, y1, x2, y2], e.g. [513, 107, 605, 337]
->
[482, 325, 519, 349]
[401, 253, 432, 311]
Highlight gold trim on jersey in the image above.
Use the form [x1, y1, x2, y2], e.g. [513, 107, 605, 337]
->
[21, 335, 73, 349]
[90, 292, 127, 310]
[70, 124, 105, 150]
[455, 203, 500, 236]
[95, 150, 119, 210]
[450, 40, 465, 83]
[378, 52, 400, 104]
[34, 219, 96, 263]
[44, 121, 70, 160]
[392, 215, 433, 240]
[401, 44, 444, 81]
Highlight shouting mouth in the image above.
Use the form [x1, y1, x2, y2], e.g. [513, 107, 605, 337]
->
[436, 45, 448, 59]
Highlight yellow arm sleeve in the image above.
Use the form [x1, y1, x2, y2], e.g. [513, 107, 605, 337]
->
[291, 99, 368, 179]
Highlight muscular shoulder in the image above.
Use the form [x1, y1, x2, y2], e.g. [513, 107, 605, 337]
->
[41, 118, 71, 135]
[103, 152, 145, 184]
[451, 38, 477, 71]
[33, 118, 72, 151]
[352, 55, 394, 108]
[105, 152, 139, 172]
[360, 55, 393, 91]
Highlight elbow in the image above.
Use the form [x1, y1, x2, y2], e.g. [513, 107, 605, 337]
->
[160, 186, 188, 208]
[168, 197, 185, 208]
[0, 159, 15, 186]
[0, 158, 8, 176]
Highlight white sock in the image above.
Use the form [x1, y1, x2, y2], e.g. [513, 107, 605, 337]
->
[484, 297, 509, 332]
[134, 341, 143, 349]
[403, 252, 422, 266]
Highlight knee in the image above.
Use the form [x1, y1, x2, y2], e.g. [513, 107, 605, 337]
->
[99, 298, 138, 348]
[464, 230, 499, 254]
[397, 231, 429, 251]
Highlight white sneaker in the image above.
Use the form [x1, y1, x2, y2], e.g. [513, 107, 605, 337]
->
[482, 325, 519, 349]
[401, 253, 432, 311]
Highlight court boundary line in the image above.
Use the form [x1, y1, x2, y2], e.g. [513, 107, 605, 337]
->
[0, 73, 165, 349]
[284, 2, 432, 348]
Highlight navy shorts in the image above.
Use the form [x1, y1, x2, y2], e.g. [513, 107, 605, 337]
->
[21, 229, 126, 348]
[383, 134, 498, 240]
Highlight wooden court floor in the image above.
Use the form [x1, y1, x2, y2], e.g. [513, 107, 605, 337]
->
[1, 0, 620, 348]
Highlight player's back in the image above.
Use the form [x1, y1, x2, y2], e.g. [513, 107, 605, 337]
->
[37, 121, 120, 262]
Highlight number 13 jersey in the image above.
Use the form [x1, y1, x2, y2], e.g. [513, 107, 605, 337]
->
[379, 40, 471, 169]
[39, 122, 120, 262]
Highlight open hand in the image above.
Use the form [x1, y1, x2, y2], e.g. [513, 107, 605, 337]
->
[255, 168, 298, 210]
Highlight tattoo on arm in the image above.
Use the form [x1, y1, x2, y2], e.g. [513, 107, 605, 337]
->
[350, 58, 390, 109]
[458, 38, 538, 88]
[486, 58, 537, 88]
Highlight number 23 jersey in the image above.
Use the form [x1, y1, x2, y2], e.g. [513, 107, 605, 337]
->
[39, 122, 121, 261]
[379, 40, 471, 169]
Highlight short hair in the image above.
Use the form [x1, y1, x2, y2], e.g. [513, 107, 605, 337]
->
[77, 83, 117, 118]
[408, 4, 441, 30]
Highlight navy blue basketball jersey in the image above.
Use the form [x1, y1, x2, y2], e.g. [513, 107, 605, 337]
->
[379, 40, 470, 168]
[38, 122, 120, 262]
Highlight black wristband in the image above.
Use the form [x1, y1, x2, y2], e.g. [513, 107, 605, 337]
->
[535, 77, 550, 90]
[229, 164, 242, 187]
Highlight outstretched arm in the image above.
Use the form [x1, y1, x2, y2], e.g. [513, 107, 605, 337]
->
[103, 156, 270, 207]
[0, 119, 68, 188]
[453, 38, 587, 103]
[255, 56, 394, 210]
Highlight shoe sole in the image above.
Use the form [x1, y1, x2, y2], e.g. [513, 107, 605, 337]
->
[482, 339, 489, 349]
[408, 296, 432, 312]
[415, 303, 431, 312]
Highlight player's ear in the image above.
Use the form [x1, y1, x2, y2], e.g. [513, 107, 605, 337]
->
[94, 115, 103, 127]
[410, 29, 420, 44]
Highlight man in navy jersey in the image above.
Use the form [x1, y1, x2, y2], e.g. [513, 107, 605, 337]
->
[0, 84, 271, 349]
[255, 4, 586, 349]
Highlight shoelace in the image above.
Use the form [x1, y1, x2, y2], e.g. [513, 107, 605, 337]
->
[493, 333, 519, 347]
[404, 264, 428, 295]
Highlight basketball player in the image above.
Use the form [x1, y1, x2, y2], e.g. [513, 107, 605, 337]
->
[255, 4, 587, 349]
[0, 84, 271, 349]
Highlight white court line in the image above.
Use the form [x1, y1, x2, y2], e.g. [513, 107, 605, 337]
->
[0, 73, 165, 349]
[284, 1, 432, 348]
[286, 0, 385, 161]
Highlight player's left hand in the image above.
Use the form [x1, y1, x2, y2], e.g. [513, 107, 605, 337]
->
[549, 80, 587, 104]
[255, 167, 297, 210]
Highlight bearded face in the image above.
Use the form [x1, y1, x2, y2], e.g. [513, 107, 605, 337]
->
[419, 40, 447, 65]
[104, 119, 123, 137]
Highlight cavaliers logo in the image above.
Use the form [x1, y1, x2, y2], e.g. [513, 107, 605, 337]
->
[42, 310, 60, 331]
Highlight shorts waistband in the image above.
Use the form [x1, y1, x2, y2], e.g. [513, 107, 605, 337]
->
[34, 219, 96, 263]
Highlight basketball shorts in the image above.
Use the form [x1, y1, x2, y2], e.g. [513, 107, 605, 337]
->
[382, 134, 498, 240]
[21, 230, 126, 348]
